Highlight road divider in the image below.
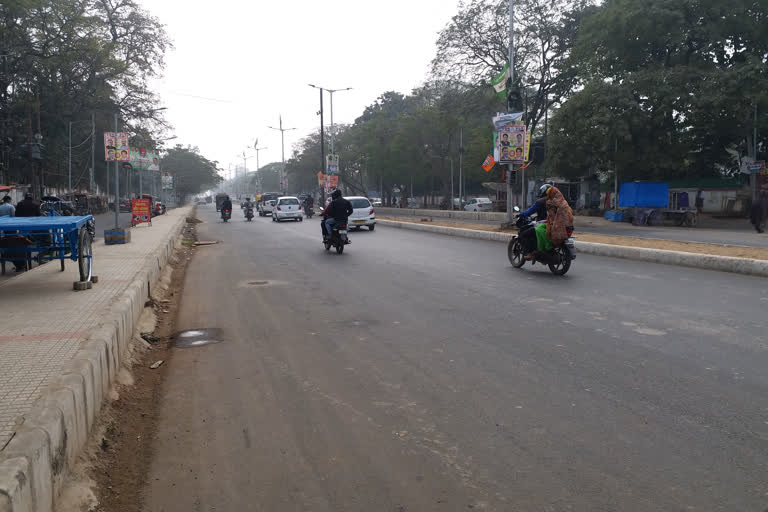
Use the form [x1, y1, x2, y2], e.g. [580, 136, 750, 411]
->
[377, 219, 768, 278]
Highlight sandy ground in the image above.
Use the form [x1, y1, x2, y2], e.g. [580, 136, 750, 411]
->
[379, 217, 768, 261]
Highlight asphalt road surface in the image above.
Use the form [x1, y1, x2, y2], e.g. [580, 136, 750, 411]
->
[143, 204, 768, 512]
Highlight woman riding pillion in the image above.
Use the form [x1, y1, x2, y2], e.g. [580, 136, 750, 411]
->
[524, 185, 573, 261]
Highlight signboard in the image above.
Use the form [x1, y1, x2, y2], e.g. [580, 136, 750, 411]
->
[327, 154, 339, 175]
[497, 123, 526, 164]
[317, 172, 325, 187]
[161, 171, 173, 190]
[131, 198, 152, 226]
[329, 175, 339, 187]
[747, 161, 765, 174]
[129, 148, 160, 171]
[104, 132, 130, 162]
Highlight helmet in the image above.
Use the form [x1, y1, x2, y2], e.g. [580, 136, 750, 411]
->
[331, 190, 342, 200]
[245, 197, 250, 201]
[538, 184, 552, 198]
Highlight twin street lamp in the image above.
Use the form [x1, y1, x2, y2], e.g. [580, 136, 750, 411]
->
[308, 84, 352, 201]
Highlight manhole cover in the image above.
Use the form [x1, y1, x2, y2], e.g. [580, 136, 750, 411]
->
[248, 280, 269, 286]
[173, 328, 223, 348]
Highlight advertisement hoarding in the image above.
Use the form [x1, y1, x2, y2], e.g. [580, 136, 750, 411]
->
[131, 198, 152, 226]
[104, 132, 130, 162]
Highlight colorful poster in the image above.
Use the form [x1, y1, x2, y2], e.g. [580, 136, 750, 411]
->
[129, 147, 160, 171]
[327, 154, 339, 175]
[161, 171, 173, 190]
[317, 172, 325, 187]
[104, 132, 130, 162]
[329, 175, 339, 187]
[747, 161, 765, 174]
[131, 198, 152, 226]
[497, 122, 526, 164]
[482, 154, 495, 172]
[525, 131, 531, 162]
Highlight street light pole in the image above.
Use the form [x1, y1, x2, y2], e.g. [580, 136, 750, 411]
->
[325, 87, 352, 155]
[68, 121, 72, 196]
[113, 113, 120, 229]
[254, 145, 267, 193]
[268, 115, 296, 195]
[506, 0, 516, 222]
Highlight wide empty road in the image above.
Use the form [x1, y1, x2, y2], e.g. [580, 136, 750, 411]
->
[143, 204, 768, 511]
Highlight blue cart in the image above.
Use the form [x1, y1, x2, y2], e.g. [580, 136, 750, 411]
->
[0, 215, 94, 283]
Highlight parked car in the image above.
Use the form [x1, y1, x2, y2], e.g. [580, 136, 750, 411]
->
[464, 197, 492, 212]
[258, 192, 280, 216]
[272, 196, 303, 222]
[346, 196, 376, 231]
[371, 199, 383, 207]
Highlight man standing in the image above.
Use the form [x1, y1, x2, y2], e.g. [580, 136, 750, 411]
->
[16, 193, 41, 217]
[750, 192, 768, 233]
[0, 196, 15, 217]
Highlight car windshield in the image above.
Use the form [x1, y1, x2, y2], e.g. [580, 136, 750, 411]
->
[280, 198, 299, 205]
[349, 199, 371, 209]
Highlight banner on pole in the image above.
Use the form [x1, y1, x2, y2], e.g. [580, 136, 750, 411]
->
[327, 154, 339, 174]
[747, 161, 765, 174]
[161, 171, 173, 190]
[104, 132, 130, 162]
[482, 154, 496, 172]
[491, 63, 510, 100]
[129, 147, 160, 171]
[317, 172, 325, 186]
[329, 175, 339, 187]
[131, 198, 152, 226]
[497, 123, 526, 164]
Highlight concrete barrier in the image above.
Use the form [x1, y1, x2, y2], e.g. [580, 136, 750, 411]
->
[0, 206, 192, 512]
[376, 207, 506, 222]
[378, 219, 768, 278]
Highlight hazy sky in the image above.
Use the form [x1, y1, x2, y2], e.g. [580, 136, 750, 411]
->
[142, 0, 460, 177]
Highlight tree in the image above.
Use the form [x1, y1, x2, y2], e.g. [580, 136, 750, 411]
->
[550, 0, 768, 180]
[431, 0, 594, 135]
[160, 145, 221, 198]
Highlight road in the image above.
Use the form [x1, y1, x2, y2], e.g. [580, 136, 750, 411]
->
[143, 204, 768, 511]
[382, 211, 768, 248]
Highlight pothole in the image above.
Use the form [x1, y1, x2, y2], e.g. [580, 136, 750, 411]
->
[173, 328, 224, 348]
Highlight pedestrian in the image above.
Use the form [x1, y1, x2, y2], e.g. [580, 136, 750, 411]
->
[0, 196, 15, 217]
[16, 193, 41, 217]
[750, 192, 768, 233]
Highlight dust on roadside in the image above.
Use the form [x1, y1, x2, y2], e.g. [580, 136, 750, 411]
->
[57, 216, 201, 512]
[378, 216, 768, 261]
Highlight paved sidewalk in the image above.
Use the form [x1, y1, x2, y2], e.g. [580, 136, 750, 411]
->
[0, 207, 190, 449]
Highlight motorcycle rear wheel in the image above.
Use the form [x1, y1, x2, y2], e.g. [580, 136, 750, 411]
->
[324, 241, 331, 251]
[508, 238, 525, 268]
[336, 244, 344, 254]
[548, 246, 572, 276]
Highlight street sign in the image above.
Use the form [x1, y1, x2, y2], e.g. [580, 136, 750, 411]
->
[747, 161, 765, 174]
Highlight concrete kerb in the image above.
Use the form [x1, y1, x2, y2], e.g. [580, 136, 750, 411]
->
[377, 219, 768, 278]
[0, 206, 193, 512]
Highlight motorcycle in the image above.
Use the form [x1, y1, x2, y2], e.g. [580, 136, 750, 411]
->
[221, 208, 231, 223]
[305, 205, 314, 218]
[507, 207, 576, 275]
[323, 217, 350, 254]
[245, 206, 254, 221]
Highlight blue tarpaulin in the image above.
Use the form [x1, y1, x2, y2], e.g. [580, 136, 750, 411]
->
[618, 182, 669, 208]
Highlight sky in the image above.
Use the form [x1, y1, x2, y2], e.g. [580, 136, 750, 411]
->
[141, 0, 460, 178]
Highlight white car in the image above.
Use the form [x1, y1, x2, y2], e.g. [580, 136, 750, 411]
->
[346, 196, 376, 231]
[272, 196, 303, 222]
[464, 197, 492, 212]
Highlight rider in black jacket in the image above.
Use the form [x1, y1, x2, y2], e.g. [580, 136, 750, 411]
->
[220, 196, 233, 218]
[320, 190, 353, 239]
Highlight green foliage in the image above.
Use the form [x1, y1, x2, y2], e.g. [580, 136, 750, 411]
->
[161, 145, 221, 198]
[548, 0, 768, 180]
[0, 0, 173, 191]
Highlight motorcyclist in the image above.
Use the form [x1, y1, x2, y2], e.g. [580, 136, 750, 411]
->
[243, 197, 254, 213]
[320, 190, 353, 240]
[220, 195, 233, 218]
[304, 195, 314, 211]
[518, 185, 551, 256]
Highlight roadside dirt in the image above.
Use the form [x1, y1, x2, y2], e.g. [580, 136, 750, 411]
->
[59, 218, 198, 512]
[379, 216, 768, 261]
